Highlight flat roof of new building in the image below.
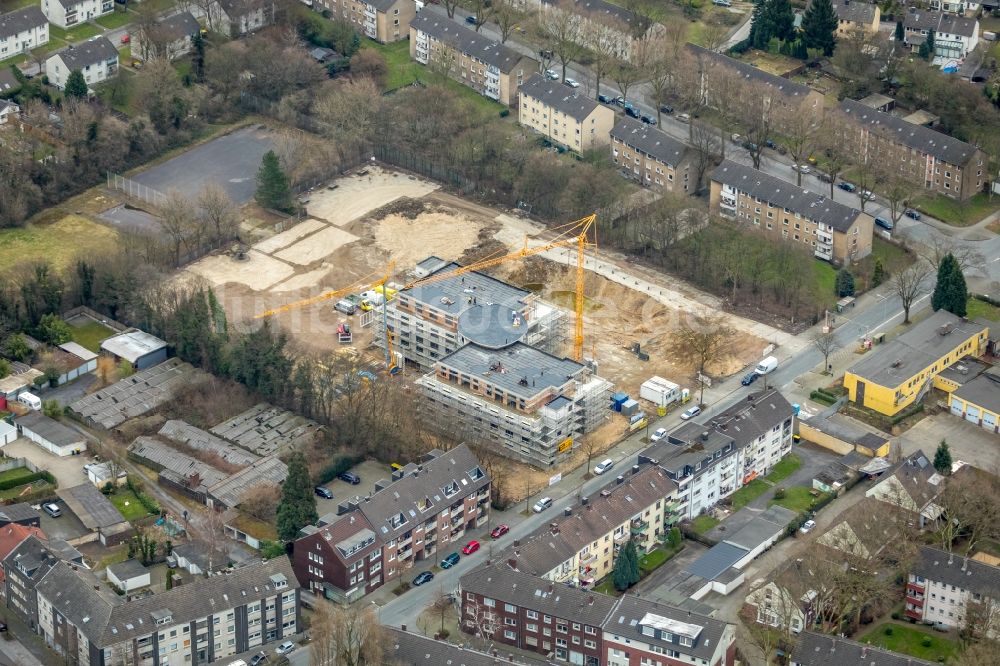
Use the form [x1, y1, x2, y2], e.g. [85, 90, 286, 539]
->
[437, 342, 585, 400]
[100, 330, 167, 363]
[404, 260, 530, 316]
[846, 310, 989, 388]
[800, 412, 889, 450]
[457, 303, 528, 348]
[722, 505, 797, 551]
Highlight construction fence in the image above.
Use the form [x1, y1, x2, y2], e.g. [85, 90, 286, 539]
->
[107, 172, 167, 207]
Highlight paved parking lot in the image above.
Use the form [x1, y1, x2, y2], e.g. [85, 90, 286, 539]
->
[38, 503, 90, 542]
[904, 413, 998, 469]
[2, 438, 93, 489]
[315, 459, 398, 516]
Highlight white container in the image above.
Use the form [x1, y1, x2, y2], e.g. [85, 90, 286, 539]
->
[640, 376, 680, 407]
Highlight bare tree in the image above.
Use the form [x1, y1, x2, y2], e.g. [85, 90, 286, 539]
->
[239, 483, 281, 522]
[812, 329, 839, 373]
[158, 190, 197, 267]
[918, 236, 986, 274]
[776, 100, 821, 186]
[855, 157, 878, 214]
[890, 262, 931, 324]
[197, 183, 239, 246]
[313, 77, 383, 158]
[462, 595, 501, 648]
[469, 0, 493, 31]
[491, 0, 524, 43]
[200, 508, 231, 572]
[538, 6, 584, 81]
[689, 122, 721, 194]
[439, 0, 461, 18]
[700, 22, 729, 51]
[741, 82, 774, 170]
[611, 59, 641, 106]
[310, 603, 384, 666]
[879, 169, 919, 227]
[590, 26, 623, 101]
[671, 314, 733, 404]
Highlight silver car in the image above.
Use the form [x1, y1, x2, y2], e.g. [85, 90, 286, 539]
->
[564, 78, 580, 88]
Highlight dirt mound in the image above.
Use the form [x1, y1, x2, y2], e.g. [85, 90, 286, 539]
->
[364, 196, 428, 222]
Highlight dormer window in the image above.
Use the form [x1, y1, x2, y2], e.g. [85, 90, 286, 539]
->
[443, 481, 459, 497]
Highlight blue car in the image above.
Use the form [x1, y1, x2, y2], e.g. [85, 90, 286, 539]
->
[875, 216, 894, 231]
[838, 181, 857, 193]
[741, 372, 759, 386]
[413, 571, 435, 586]
[904, 209, 921, 220]
[441, 552, 461, 569]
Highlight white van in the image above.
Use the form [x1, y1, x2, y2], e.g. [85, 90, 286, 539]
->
[755, 356, 778, 375]
[18, 392, 41, 411]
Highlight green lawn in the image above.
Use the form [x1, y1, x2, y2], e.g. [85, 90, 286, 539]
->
[96, 10, 134, 30]
[860, 623, 959, 663]
[813, 260, 837, 303]
[0, 482, 54, 501]
[49, 22, 103, 43]
[770, 486, 828, 513]
[967, 297, 1000, 321]
[871, 236, 912, 270]
[0, 467, 37, 486]
[690, 515, 720, 535]
[0, 216, 118, 279]
[913, 192, 1000, 226]
[69, 320, 115, 352]
[109, 489, 154, 522]
[729, 478, 771, 510]
[765, 454, 801, 484]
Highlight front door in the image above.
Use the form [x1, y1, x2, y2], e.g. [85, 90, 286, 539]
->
[856, 381, 865, 405]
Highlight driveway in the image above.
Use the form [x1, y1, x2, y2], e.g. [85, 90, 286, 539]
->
[1, 439, 92, 489]
[902, 414, 999, 469]
[633, 542, 710, 605]
[38, 503, 90, 542]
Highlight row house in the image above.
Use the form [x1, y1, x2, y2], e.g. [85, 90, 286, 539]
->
[610, 117, 693, 194]
[709, 160, 874, 266]
[640, 389, 796, 521]
[864, 450, 946, 528]
[820, 0, 880, 35]
[540, 0, 658, 63]
[518, 73, 616, 153]
[0, 7, 48, 60]
[410, 5, 537, 106]
[134, 11, 200, 62]
[459, 563, 737, 666]
[498, 465, 677, 587]
[838, 98, 987, 200]
[42, 0, 111, 29]
[906, 545, 1000, 637]
[45, 36, 118, 91]
[291, 444, 491, 602]
[316, 0, 412, 43]
[387, 626, 554, 666]
[35, 558, 299, 665]
[902, 10, 979, 61]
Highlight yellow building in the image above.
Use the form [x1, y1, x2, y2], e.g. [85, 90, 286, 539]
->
[826, 0, 881, 35]
[947, 368, 1000, 434]
[518, 73, 616, 153]
[843, 310, 990, 416]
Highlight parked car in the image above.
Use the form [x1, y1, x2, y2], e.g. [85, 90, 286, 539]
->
[765, 139, 778, 150]
[338, 471, 361, 484]
[741, 372, 759, 386]
[677, 113, 690, 123]
[594, 458, 616, 475]
[659, 104, 674, 114]
[649, 428, 668, 443]
[334, 299, 357, 315]
[614, 96, 625, 106]
[680, 406, 701, 420]
[120, 33, 130, 44]
[465, 15, 479, 24]
[625, 106, 641, 119]
[904, 209, 921, 220]
[875, 216, 894, 231]
[314, 485, 334, 499]
[799, 519, 816, 534]
[462, 540, 481, 555]
[563, 77, 580, 88]
[441, 552, 461, 569]
[817, 171, 832, 183]
[860, 189, 874, 201]
[491, 524, 510, 539]
[43, 503, 61, 518]
[837, 181, 857, 192]
[598, 93, 614, 104]
[640, 114, 657, 125]
[275, 641, 295, 656]
[413, 571, 435, 586]
[249, 653, 267, 666]
[713, 0, 732, 5]
[544, 69, 559, 80]
[532, 497, 553, 513]
[792, 164, 811, 174]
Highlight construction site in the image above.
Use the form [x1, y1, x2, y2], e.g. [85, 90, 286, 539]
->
[179, 166, 777, 469]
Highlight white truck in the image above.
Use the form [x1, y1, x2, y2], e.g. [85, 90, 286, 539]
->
[639, 376, 681, 407]
[755, 356, 778, 375]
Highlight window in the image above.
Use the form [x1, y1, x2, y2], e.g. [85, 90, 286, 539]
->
[504, 629, 516, 640]
[483, 598, 495, 608]
[505, 604, 517, 613]
[526, 610, 538, 620]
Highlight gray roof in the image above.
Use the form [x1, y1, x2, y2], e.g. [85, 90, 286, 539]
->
[363, 0, 402, 12]
[16, 411, 86, 448]
[913, 545, 1000, 598]
[827, 0, 877, 24]
[4, 536, 60, 585]
[792, 631, 935, 666]
[405, 259, 531, 317]
[170, 542, 217, 571]
[0, 6, 46, 42]
[386, 627, 554, 666]
[107, 558, 149, 581]
[845, 309, 988, 388]
[36, 561, 121, 645]
[839, 98, 982, 167]
[936, 356, 989, 385]
[159, 420, 260, 467]
[611, 117, 689, 168]
[519, 73, 605, 122]
[149, 10, 200, 41]
[0, 68, 19, 93]
[411, 6, 531, 73]
[207, 455, 288, 509]
[0, 503, 40, 524]
[799, 412, 889, 450]
[437, 342, 585, 402]
[903, 9, 977, 37]
[541, 0, 649, 34]
[209, 403, 323, 456]
[952, 369, 1000, 414]
[57, 37, 119, 71]
[357, 444, 490, 540]
[128, 437, 229, 491]
[460, 562, 619, 627]
[59, 342, 98, 362]
[723, 505, 797, 551]
[605, 596, 730, 662]
[58, 484, 128, 531]
[686, 43, 816, 100]
[711, 160, 865, 233]
[100, 330, 167, 364]
[685, 542, 748, 581]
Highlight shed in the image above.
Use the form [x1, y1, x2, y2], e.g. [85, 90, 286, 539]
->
[0, 503, 41, 527]
[16, 412, 87, 457]
[0, 420, 15, 447]
[57, 483, 133, 546]
[107, 559, 151, 592]
[100, 329, 169, 371]
[58, 342, 99, 377]
[86, 461, 128, 488]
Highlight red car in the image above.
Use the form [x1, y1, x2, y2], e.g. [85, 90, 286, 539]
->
[461, 540, 481, 555]
[490, 524, 509, 539]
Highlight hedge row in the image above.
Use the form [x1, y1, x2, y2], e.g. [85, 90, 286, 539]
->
[891, 402, 924, 425]
[0, 470, 56, 491]
[126, 477, 161, 515]
[810, 390, 837, 406]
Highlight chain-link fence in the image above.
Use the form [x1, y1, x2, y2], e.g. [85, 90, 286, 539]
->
[107, 171, 167, 207]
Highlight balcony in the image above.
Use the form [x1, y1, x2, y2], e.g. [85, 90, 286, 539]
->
[613, 531, 629, 543]
[580, 552, 597, 565]
[630, 518, 649, 535]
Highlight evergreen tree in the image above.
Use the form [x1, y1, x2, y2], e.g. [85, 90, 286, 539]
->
[613, 539, 641, 591]
[918, 40, 931, 60]
[871, 258, 886, 288]
[667, 527, 682, 549]
[276, 452, 318, 541]
[835, 268, 855, 297]
[192, 33, 206, 83]
[748, 0, 769, 49]
[931, 253, 968, 317]
[64, 70, 88, 98]
[802, 0, 838, 56]
[895, 20, 904, 42]
[255, 150, 293, 212]
[767, 0, 796, 42]
[934, 439, 952, 475]
[926, 29, 935, 53]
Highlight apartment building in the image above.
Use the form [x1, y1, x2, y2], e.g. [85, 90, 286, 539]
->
[45, 37, 118, 91]
[410, 6, 536, 106]
[134, 11, 200, 61]
[640, 389, 795, 521]
[823, 0, 880, 34]
[902, 10, 979, 61]
[843, 309, 990, 416]
[3, 535, 60, 630]
[791, 632, 936, 666]
[0, 7, 48, 60]
[459, 563, 737, 666]
[317, 0, 412, 42]
[207, 0, 274, 37]
[292, 445, 491, 602]
[377, 256, 566, 371]
[540, 0, 657, 63]
[497, 466, 676, 586]
[610, 117, 693, 193]
[387, 626, 554, 666]
[710, 160, 874, 265]
[35, 558, 299, 665]
[838, 99, 987, 200]
[906, 545, 1000, 636]
[518, 73, 616, 153]
[41, 0, 111, 29]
